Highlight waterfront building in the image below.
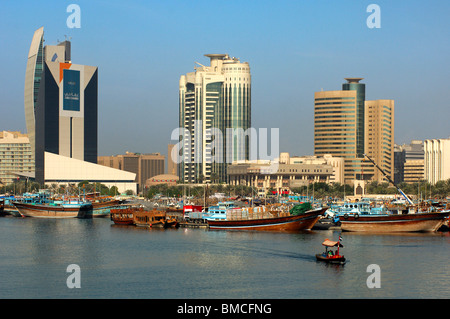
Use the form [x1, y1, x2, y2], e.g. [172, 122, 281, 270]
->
[314, 78, 394, 185]
[98, 152, 165, 194]
[179, 54, 251, 184]
[145, 174, 179, 187]
[280, 152, 345, 185]
[0, 131, 34, 185]
[424, 138, 450, 184]
[25, 27, 136, 192]
[403, 160, 425, 183]
[394, 140, 424, 184]
[227, 153, 336, 194]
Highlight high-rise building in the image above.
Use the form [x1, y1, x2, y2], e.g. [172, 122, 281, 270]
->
[0, 131, 34, 185]
[24, 27, 136, 192]
[167, 144, 177, 176]
[424, 138, 450, 184]
[364, 99, 395, 183]
[314, 78, 394, 185]
[178, 54, 251, 184]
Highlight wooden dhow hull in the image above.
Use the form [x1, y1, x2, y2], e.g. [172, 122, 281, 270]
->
[207, 207, 327, 231]
[13, 202, 90, 219]
[340, 211, 450, 232]
[90, 199, 123, 217]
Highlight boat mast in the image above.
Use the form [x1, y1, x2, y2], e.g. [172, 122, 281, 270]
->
[363, 153, 414, 205]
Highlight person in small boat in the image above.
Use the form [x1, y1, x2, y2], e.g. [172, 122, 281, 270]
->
[328, 250, 334, 257]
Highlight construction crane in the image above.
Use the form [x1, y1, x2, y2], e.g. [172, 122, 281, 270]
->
[363, 153, 414, 205]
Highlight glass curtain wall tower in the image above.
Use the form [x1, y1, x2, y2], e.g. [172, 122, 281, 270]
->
[179, 54, 251, 183]
[25, 27, 98, 184]
[314, 78, 394, 185]
[24, 27, 44, 161]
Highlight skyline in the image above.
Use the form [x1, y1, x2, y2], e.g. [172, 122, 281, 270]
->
[1, 0, 449, 160]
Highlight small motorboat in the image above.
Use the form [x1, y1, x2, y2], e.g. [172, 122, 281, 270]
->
[316, 237, 346, 264]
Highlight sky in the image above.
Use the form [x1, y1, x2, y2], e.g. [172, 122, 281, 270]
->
[0, 0, 449, 159]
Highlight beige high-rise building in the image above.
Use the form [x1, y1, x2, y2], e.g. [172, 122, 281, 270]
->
[364, 99, 395, 183]
[167, 144, 177, 176]
[0, 131, 34, 185]
[314, 78, 394, 185]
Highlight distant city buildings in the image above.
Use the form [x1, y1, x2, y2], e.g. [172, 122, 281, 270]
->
[424, 138, 450, 185]
[98, 152, 165, 194]
[314, 78, 394, 187]
[24, 27, 136, 192]
[178, 54, 251, 184]
[167, 144, 177, 176]
[0, 131, 34, 185]
[394, 140, 424, 184]
[228, 152, 344, 194]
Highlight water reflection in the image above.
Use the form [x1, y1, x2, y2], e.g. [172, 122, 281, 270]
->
[0, 217, 449, 298]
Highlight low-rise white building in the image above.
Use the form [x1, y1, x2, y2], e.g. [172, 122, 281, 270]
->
[44, 152, 136, 194]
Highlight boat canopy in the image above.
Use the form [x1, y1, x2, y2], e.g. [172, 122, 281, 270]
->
[322, 239, 343, 247]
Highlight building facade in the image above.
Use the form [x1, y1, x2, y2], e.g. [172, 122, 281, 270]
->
[167, 144, 177, 176]
[314, 78, 394, 185]
[25, 27, 135, 192]
[364, 99, 395, 183]
[227, 152, 342, 193]
[394, 140, 424, 184]
[0, 131, 34, 185]
[178, 54, 251, 184]
[228, 160, 334, 193]
[25, 28, 98, 184]
[98, 152, 165, 194]
[424, 138, 450, 184]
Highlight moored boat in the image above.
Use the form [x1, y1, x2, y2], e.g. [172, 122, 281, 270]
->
[207, 206, 327, 231]
[0, 199, 5, 217]
[340, 210, 450, 232]
[133, 209, 180, 228]
[13, 201, 92, 218]
[89, 199, 123, 218]
[111, 207, 137, 225]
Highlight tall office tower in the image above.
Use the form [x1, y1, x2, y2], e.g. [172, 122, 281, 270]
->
[25, 27, 98, 184]
[179, 54, 251, 183]
[314, 78, 394, 185]
[342, 78, 365, 156]
[424, 138, 450, 185]
[364, 99, 395, 183]
[24, 27, 44, 162]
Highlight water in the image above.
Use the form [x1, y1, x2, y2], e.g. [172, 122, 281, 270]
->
[0, 216, 449, 299]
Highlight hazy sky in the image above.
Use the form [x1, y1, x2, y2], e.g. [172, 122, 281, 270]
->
[1, 0, 449, 159]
